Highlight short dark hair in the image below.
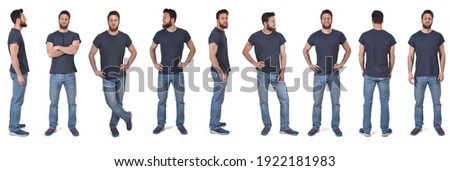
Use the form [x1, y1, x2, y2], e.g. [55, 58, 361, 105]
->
[320, 9, 333, 19]
[163, 8, 177, 22]
[108, 11, 120, 20]
[372, 10, 383, 24]
[216, 9, 228, 19]
[59, 10, 71, 19]
[421, 9, 434, 19]
[261, 12, 275, 24]
[11, 9, 23, 24]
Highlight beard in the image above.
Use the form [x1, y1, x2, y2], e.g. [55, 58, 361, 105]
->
[59, 24, 68, 29]
[20, 21, 27, 27]
[219, 22, 228, 29]
[422, 23, 432, 29]
[162, 21, 172, 28]
[266, 25, 276, 32]
[322, 23, 331, 29]
[109, 25, 118, 32]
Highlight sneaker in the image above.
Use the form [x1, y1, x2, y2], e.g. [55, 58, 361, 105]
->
[126, 112, 132, 131]
[410, 128, 422, 136]
[261, 127, 271, 136]
[381, 129, 392, 137]
[19, 124, 26, 128]
[435, 126, 445, 136]
[359, 128, 371, 137]
[177, 124, 188, 135]
[70, 127, 79, 137]
[153, 125, 164, 134]
[219, 122, 227, 127]
[210, 128, 230, 135]
[307, 128, 319, 136]
[10, 129, 29, 137]
[111, 127, 119, 137]
[280, 128, 299, 136]
[45, 128, 56, 136]
[333, 127, 343, 137]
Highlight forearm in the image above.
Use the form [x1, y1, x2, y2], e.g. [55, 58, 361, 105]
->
[48, 49, 65, 58]
[11, 58, 23, 77]
[58, 46, 78, 55]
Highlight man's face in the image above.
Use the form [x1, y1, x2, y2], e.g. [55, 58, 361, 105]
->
[218, 13, 228, 29]
[422, 13, 433, 29]
[321, 13, 332, 29]
[108, 15, 119, 31]
[59, 14, 70, 29]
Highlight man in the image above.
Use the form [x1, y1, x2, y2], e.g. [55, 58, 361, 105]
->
[209, 9, 231, 135]
[242, 12, 299, 136]
[45, 10, 81, 137]
[303, 9, 351, 137]
[88, 11, 137, 137]
[358, 10, 396, 137]
[150, 8, 196, 135]
[407, 10, 446, 136]
[8, 9, 30, 137]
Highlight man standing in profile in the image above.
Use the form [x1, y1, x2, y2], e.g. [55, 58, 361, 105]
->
[8, 9, 30, 137]
[88, 11, 137, 137]
[45, 10, 81, 137]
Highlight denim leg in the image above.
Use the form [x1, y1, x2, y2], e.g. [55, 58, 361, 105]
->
[428, 77, 442, 128]
[64, 73, 77, 128]
[312, 75, 326, 128]
[329, 74, 341, 129]
[414, 77, 427, 128]
[174, 73, 185, 126]
[157, 74, 170, 126]
[103, 77, 129, 128]
[210, 71, 227, 130]
[257, 72, 271, 128]
[49, 74, 63, 129]
[271, 74, 290, 130]
[363, 76, 376, 133]
[9, 73, 27, 131]
[378, 77, 390, 133]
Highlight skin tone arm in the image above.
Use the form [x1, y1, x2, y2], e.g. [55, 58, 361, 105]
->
[242, 42, 265, 68]
[303, 43, 320, 72]
[358, 44, 365, 77]
[88, 44, 105, 78]
[407, 46, 415, 84]
[178, 39, 196, 68]
[149, 42, 162, 71]
[47, 40, 80, 58]
[10, 43, 25, 85]
[120, 43, 137, 70]
[209, 42, 226, 82]
[389, 45, 395, 78]
[438, 44, 446, 82]
[334, 41, 351, 69]
[278, 44, 287, 82]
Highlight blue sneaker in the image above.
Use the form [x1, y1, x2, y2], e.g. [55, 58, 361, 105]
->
[10, 129, 29, 137]
[126, 112, 132, 131]
[435, 126, 445, 136]
[410, 128, 421, 136]
[382, 128, 392, 137]
[359, 128, 371, 137]
[280, 128, 299, 136]
[333, 127, 343, 137]
[210, 128, 230, 135]
[153, 125, 164, 134]
[261, 127, 271, 136]
[219, 122, 226, 127]
[45, 127, 56, 136]
[70, 127, 79, 137]
[307, 128, 319, 136]
[111, 127, 119, 137]
[177, 124, 188, 135]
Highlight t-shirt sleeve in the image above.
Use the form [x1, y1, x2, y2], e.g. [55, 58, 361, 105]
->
[152, 32, 160, 44]
[279, 34, 286, 46]
[306, 34, 314, 46]
[46, 33, 53, 44]
[93, 34, 101, 48]
[339, 32, 347, 45]
[208, 31, 218, 44]
[408, 35, 415, 48]
[184, 30, 191, 43]
[358, 33, 365, 45]
[439, 33, 445, 46]
[8, 32, 20, 45]
[248, 33, 255, 45]
[73, 33, 81, 44]
[390, 34, 397, 47]
[125, 34, 132, 47]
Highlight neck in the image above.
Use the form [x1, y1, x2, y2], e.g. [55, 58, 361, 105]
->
[108, 29, 119, 35]
[58, 28, 69, 32]
[321, 28, 332, 34]
[14, 24, 22, 31]
[166, 25, 177, 32]
[421, 28, 432, 33]
[262, 28, 272, 34]
[216, 25, 224, 31]
[373, 23, 382, 30]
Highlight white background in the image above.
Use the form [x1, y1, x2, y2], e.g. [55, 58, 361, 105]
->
[1, 0, 449, 170]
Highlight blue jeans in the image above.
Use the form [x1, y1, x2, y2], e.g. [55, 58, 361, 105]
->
[209, 71, 228, 130]
[312, 73, 340, 129]
[49, 73, 77, 129]
[414, 76, 442, 128]
[363, 75, 390, 133]
[257, 72, 290, 130]
[9, 73, 28, 132]
[157, 73, 185, 126]
[103, 76, 131, 128]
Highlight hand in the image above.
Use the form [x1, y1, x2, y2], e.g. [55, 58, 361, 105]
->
[120, 64, 130, 71]
[277, 73, 284, 82]
[154, 63, 163, 71]
[53, 46, 61, 51]
[254, 61, 265, 69]
[18, 75, 25, 86]
[178, 62, 188, 69]
[439, 72, 444, 82]
[309, 64, 320, 72]
[95, 70, 106, 78]
[219, 73, 227, 83]
[333, 63, 344, 69]
[361, 69, 365, 77]
[408, 73, 414, 84]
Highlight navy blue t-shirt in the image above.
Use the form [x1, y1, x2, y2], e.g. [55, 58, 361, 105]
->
[307, 29, 346, 75]
[153, 28, 191, 74]
[248, 30, 286, 73]
[408, 30, 445, 77]
[47, 30, 81, 74]
[93, 31, 132, 80]
[8, 28, 29, 74]
[359, 29, 396, 77]
[209, 27, 230, 73]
